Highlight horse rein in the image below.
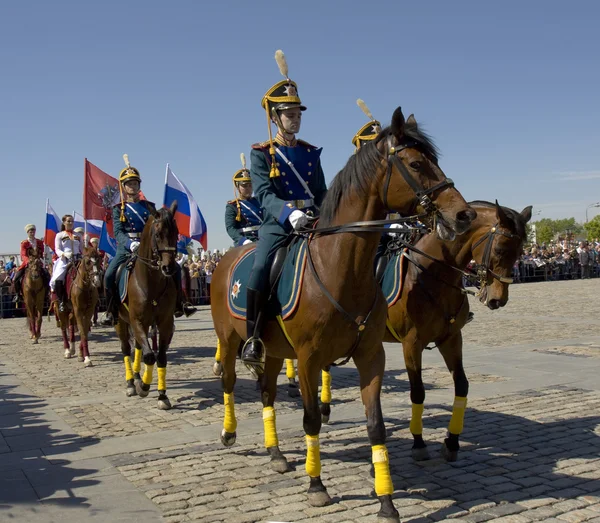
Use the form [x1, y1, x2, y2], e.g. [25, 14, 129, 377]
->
[135, 223, 177, 274]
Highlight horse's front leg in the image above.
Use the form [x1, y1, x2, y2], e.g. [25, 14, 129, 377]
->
[437, 332, 468, 462]
[260, 356, 289, 472]
[402, 329, 429, 461]
[320, 366, 332, 423]
[116, 322, 136, 397]
[356, 344, 398, 522]
[131, 318, 155, 398]
[297, 351, 331, 508]
[156, 319, 174, 410]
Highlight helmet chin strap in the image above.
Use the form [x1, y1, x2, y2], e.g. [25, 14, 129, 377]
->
[271, 107, 296, 137]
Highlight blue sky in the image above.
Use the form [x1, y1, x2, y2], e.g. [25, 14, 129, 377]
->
[1, 0, 599, 253]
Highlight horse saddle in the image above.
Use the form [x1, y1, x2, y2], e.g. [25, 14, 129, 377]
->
[227, 238, 308, 321]
[117, 257, 137, 303]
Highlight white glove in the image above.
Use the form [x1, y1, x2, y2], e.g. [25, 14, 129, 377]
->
[289, 210, 308, 230]
[388, 223, 405, 237]
[130, 241, 141, 253]
[242, 239, 253, 246]
[63, 252, 72, 260]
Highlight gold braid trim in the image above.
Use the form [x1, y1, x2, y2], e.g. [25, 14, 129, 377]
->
[265, 105, 280, 178]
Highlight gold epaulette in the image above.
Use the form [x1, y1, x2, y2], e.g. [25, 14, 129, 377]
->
[251, 140, 271, 150]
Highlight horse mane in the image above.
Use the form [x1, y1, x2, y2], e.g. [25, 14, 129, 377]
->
[156, 207, 177, 234]
[319, 121, 440, 227]
[469, 200, 527, 238]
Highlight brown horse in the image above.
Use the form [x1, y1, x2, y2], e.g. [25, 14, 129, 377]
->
[115, 202, 179, 410]
[22, 255, 46, 344]
[52, 269, 77, 358]
[71, 248, 103, 367]
[211, 108, 475, 520]
[383, 200, 531, 463]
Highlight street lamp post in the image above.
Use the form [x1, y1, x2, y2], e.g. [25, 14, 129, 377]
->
[586, 202, 600, 223]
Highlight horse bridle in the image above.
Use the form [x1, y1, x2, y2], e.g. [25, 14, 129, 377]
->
[383, 136, 455, 218]
[136, 222, 177, 273]
[471, 224, 519, 286]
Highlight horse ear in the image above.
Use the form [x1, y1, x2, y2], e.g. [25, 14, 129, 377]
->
[406, 114, 417, 126]
[520, 205, 533, 223]
[390, 107, 405, 139]
[495, 200, 511, 228]
[169, 200, 178, 216]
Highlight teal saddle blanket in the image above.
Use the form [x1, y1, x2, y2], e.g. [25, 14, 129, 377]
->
[228, 240, 308, 320]
[380, 249, 407, 307]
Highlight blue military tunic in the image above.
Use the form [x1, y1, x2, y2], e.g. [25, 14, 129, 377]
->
[246, 138, 327, 291]
[225, 197, 264, 246]
[104, 200, 156, 291]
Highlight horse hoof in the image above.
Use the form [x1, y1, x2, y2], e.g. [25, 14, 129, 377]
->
[32, 338, 39, 345]
[64, 349, 71, 359]
[411, 446, 431, 461]
[440, 442, 458, 462]
[270, 457, 291, 473]
[307, 490, 332, 507]
[126, 386, 137, 397]
[220, 429, 236, 447]
[69, 347, 76, 357]
[212, 361, 223, 377]
[321, 414, 330, 424]
[136, 381, 150, 398]
[288, 384, 300, 398]
[157, 397, 171, 410]
[77, 356, 84, 362]
[84, 357, 93, 368]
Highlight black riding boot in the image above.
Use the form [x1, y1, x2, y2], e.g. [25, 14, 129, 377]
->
[100, 287, 119, 326]
[55, 280, 66, 313]
[12, 270, 23, 302]
[241, 287, 267, 364]
[174, 268, 197, 318]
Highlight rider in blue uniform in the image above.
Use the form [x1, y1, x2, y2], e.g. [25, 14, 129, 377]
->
[225, 154, 264, 247]
[101, 155, 196, 325]
[241, 50, 328, 365]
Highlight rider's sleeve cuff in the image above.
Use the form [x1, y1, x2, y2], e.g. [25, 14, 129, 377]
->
[278, 204, 297, 226]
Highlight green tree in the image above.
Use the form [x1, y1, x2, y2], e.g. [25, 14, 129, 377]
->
[532, 217, 583, 245]
[584, 215, 600, 242]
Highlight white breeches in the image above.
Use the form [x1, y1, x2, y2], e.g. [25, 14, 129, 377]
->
[49, 258, 69, 289]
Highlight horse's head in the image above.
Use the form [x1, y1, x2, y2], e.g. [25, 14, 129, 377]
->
[471, 201, 532, 309]
[376, 108, 476, 239]
[82, 248, 103, 288]
[150, 201, 179, 277]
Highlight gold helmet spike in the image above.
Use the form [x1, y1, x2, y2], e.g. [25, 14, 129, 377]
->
[274, 49, 289, 79]
[357, 99, 375, 122]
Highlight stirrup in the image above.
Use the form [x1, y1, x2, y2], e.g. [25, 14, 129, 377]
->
[241, 337, 265, 375]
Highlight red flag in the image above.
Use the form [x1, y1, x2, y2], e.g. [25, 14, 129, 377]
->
[83, 158, 145, 236]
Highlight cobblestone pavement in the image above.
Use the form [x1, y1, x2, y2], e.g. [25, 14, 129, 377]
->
[0, 279, 600, 522]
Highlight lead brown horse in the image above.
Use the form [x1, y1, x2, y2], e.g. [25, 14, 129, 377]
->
[71, 248, 103, 367]
[115, 202, 179, 410]
[22, 255, 46, 344]
[211, 108, 476, 521]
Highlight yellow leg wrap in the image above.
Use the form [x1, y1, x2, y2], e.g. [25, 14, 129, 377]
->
[448, 396, 468, 434]
[133, 347, 142, 373]
[305, 435, 321, 478]
[285, 359, 296, 380]
[320, 370, 332, 404]
[263, 407, 279, 448]
[124, 356, 133, 381]
[224, 393, 237, 433]
[142, 364, 154, 385]
[409, 403, 425, 435]
[372, 444, 394, 496]
[157, 367, 166, 391]
[215, 339, 221, 363]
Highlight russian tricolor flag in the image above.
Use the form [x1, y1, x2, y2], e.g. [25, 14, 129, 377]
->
[73, 211, 103, 239]
[163, 164, 208, 250]
[44, 199, 61, 252]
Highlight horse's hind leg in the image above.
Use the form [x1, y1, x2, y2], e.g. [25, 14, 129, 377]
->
[132, 339, 143, 388]
[437, 332, 468, 462]
[212, 339, 223, 377]
[356, 345, 399, 521]
[116, 323, 136, 397]
[220, 333, 241, 447]
[131, 319, 156, 398]
[260, 356, 290, 473]
[156, 320, 174, 410]
[285, 359, 299, 397]
[403, 330, 430, 461]
[320, 366, 332, 423]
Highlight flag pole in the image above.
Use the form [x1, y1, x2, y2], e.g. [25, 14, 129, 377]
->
[163, 164, 169, 210]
